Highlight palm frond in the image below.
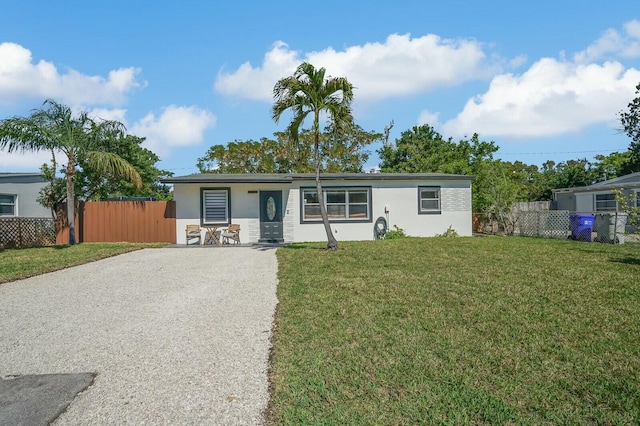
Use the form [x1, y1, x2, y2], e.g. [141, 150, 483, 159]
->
[85, 151, 142, 190]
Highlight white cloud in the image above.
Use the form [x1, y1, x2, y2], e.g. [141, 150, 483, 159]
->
[0, 150, 55, 170]
[574, 20, 640, 63]
[509, 55, 528, 69]
[442, 59, 640, 138]
[417, 110, 440, 128]
[626, 20, 640, 39]
[215, 33, 497, 102]
[0, 105, 215, 170]
[440, 21, 640, 140]
[0, 42, 144, 106]
[130, 105, 216, 156]
[215, 41, 300, 101]
[88, 108, 128, 125]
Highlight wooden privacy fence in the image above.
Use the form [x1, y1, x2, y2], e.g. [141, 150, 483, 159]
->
[56, 201, 176, 244]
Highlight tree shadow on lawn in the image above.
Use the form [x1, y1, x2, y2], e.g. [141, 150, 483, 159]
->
[609, 256, 640, 266]
[1, 244, 70, 252]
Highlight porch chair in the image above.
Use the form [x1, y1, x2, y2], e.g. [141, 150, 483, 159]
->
[221, 224, 241, 245]
[185, 224, 202, 246]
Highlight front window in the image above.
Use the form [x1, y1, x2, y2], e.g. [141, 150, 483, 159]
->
[595, 193, 617, 212]
[201, 188, 230, 225]
[418, 186, 441, 214]
[0, 194, 16, 216]
[301, 187, 371, 222]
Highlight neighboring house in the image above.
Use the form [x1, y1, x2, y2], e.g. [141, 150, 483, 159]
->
[162, 173, 474, 244]
[552, 172, 640, 213]
[0, 173, 50, 218]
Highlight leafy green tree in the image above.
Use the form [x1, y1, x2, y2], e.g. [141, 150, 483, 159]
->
[0, 99, 142, 245]
[273, 62, 354, 251]
[197, 135, 313, 173]
[530, 159, 598, 200]
[37, 134, 172, 215]
[78, 134, 172, 201]
[592, 151, 631, 182]
[322, 121, 380, 172]
[379, 125, 470, 174]
[197, 126, 379, 174]
[554, 159, 597, 189]
[379, 124, 499, 212]
[620, 81, 640, 173]
[480, 160, 522, 234]
[502, 160, 542, 201]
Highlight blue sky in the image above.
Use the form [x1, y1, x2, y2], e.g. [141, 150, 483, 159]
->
[1, 1, 639, 175]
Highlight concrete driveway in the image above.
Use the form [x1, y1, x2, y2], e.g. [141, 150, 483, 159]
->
[0, 247, 278, 425]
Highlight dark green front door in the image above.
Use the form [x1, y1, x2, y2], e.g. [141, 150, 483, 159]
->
[259, 191, 283, 243]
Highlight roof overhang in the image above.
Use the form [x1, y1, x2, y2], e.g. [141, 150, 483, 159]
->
[161, 173, 475, 185]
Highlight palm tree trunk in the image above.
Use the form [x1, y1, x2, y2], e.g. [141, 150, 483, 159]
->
[49, 149, 58, 221]
[66, 161, 76, 245]
[314, 121, 338, 251]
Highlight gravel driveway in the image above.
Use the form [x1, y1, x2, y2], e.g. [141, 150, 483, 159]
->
[0, 247, 278, 425]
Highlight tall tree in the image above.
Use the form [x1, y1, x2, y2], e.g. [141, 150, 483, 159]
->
[0, 99, 142, 245]
[379, 124, 499, 212]
[197, 127, 378, 174]
[322, 122, 380, 172]
[592, 151, 631, 182]
[196, 136, 314, 174]
[77, 134, 172, 201]
[620, 81, 640, 173]
[37, 134, 172, 214]
[273, 62, 354, 251]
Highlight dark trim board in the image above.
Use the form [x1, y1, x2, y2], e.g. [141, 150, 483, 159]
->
[163, 172, 474, 184]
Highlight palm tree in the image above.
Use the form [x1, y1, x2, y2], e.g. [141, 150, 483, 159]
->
[273, 62, 354, 251]
[0, 99, 142, 245]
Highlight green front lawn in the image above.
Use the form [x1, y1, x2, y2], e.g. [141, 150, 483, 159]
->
[269, 237, 640, 424]
[0, 243, 165, 283]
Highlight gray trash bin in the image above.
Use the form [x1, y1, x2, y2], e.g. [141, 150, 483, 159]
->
[594, 212, 627, 244]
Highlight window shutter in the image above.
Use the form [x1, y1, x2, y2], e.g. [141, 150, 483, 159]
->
[204, 191, 228, 223]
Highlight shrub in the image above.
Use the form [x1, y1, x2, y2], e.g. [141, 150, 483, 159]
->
[436, 225, 459, 237]
[384, 224, 407, 239]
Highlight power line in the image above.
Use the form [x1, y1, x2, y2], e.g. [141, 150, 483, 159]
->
[498, 147, 629, 156]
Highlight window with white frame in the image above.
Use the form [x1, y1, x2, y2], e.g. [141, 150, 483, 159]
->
[301, 187, 371, 222]
[595, 193, 617, 212]
[636, 191, 640, 208]
[0, 194, 16, 216]
[418, 186, 441, 214]
[201, 188, 230, 225]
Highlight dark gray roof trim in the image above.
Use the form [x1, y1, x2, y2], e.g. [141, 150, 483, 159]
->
[0, 172, 43, 178]
[0, 172, 46, 183]
[553, 172, 640, 193]
[162, 172, 474, 184]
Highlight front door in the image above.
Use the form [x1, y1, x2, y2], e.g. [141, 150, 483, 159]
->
[259, 191, 284, 243]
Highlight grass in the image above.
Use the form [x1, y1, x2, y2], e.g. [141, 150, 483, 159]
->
[269, 237, 640, 425]
[0, 242, 166, 283]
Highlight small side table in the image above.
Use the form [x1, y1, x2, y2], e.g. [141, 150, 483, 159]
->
[203, 226, 221, 245]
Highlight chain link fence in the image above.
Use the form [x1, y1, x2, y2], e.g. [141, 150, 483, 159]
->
[476, 208, 636, 244]
[515, 211, 633, 243]
[0, 217, 56, 249]
[518, 210, 570, 239]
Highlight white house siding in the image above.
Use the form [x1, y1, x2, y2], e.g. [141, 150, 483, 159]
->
[0, 175, 50, 218]
[175, 183, 295, 244]
[283, 189, 295, 242]
[173, 177, 472, 244]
